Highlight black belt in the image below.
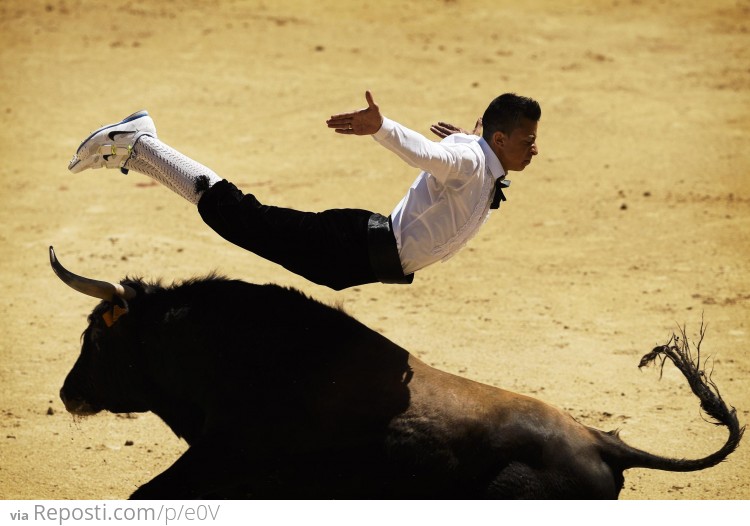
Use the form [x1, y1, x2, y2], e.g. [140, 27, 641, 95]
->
[367, 213, 414, 285]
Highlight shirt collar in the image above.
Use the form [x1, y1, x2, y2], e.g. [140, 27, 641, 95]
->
[478, 137, 506, 181]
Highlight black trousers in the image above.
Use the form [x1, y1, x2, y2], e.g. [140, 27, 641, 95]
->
[197, 180, 413, 291]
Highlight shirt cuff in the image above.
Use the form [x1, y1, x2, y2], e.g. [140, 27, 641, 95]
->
[372, 116, 397, 141]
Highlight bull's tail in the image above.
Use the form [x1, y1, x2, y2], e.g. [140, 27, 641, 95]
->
[608, 325, 744, 472]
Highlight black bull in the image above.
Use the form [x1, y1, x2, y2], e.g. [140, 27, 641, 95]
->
[49, 247, 743, 499]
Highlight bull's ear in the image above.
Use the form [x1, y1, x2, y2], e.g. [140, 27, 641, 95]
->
[102, 299, 129, 327]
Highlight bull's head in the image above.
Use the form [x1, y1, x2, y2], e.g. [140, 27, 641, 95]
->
[50, 247, 152, 416]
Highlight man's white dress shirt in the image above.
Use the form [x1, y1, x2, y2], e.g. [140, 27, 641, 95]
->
[372, 117, 507, 275]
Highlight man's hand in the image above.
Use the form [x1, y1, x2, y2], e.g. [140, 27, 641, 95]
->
[326, 91, 384, 135]
[430, 117, 482, 139]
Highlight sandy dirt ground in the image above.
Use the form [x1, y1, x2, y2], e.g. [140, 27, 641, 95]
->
[1, 0, 748, 502]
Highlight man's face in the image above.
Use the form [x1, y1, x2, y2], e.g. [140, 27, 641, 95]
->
[492, 118, 539, 172]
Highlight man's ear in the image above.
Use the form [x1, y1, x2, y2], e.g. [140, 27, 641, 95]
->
[492, 130, 506, 150]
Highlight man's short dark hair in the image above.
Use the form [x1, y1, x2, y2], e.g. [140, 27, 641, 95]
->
[482, 93, 541, 141]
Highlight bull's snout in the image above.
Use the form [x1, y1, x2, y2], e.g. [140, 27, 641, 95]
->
[59, 387, 99, 416]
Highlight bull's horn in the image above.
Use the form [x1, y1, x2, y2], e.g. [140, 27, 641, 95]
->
[49, 246, 137, 301]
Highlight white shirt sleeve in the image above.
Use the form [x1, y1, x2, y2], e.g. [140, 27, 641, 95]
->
[372, 117, 480, 185]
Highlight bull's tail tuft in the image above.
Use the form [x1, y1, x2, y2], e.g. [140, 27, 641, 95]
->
[632, 322, 744, 471]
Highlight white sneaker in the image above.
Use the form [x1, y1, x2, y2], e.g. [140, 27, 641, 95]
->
[68, 110, 157, 174]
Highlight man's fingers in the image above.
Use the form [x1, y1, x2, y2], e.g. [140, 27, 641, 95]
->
[326, 115, 355, 133]
[430, 124, 450, 138]
[326, 114, 355, 128]
[327, 112, 355, 123]
[328, 122, 354, 133]
[365, 90, 376, 109]
[471, 117, 483, 135]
